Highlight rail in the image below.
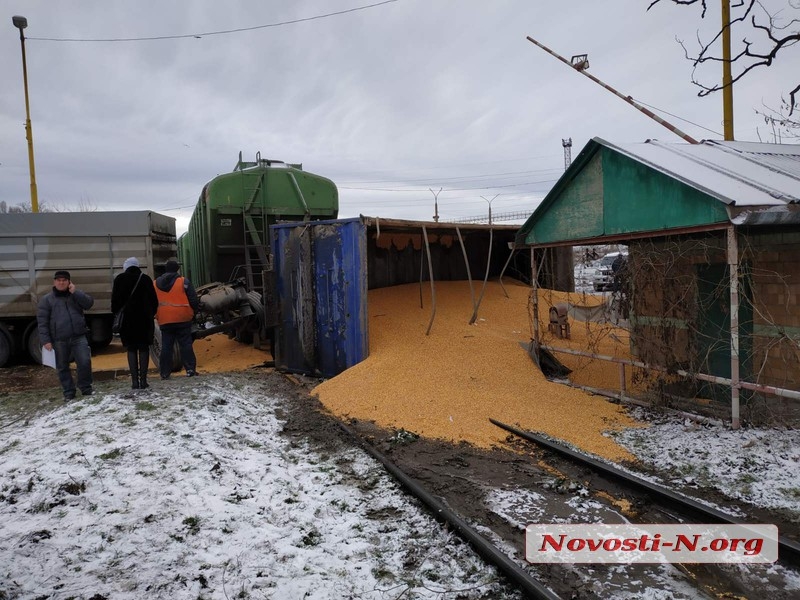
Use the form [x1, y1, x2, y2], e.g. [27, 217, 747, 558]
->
[490, 418, 800, 566]
[336, 419, 561, 599]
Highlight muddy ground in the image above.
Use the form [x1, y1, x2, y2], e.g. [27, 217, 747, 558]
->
[2, 364, 798, 599]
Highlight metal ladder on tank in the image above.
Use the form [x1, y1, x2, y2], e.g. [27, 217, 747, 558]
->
[240, 171, 271, 295]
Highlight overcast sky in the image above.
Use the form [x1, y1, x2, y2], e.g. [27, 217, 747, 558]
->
[1, 0, 796, 234]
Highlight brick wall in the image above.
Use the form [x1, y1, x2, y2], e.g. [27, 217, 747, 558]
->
[744, 231, 800, 390]
[627, 231, 800, 421]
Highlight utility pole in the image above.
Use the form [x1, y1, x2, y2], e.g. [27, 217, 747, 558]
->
[12, 15, 39, 212]
[562, 138, 572, 170]
[721, 0, 734, 140]
[429, 188, 441, 222]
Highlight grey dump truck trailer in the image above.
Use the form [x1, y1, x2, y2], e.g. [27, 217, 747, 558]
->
[0, 211, 177, 367]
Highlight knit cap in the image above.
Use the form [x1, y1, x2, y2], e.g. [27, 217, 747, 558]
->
[123, 257, 139, 270]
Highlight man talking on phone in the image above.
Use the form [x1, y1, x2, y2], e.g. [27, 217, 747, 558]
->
[37, 270, 95, 401]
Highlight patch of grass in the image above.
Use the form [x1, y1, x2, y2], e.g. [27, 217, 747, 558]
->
[371, 566, 394, 581]
[57, 480, 86, 496]
[98, 447, 124, 460]
[330, 498, 350, 511]
[300, 527, 322, 547]
[0, 439, 21, 455]
[135, 401, 157, 412]
[183, 515, 201, 535]
[119, 413, 137, 426]
[780, 487, 800, 500]
[29, 500, 51, 514]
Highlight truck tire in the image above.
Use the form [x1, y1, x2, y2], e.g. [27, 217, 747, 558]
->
[0, 324, 13, 368]
[150, 322, 182, 372]
[24, 321, 42, 365]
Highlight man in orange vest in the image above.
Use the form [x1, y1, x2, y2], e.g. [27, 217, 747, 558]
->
[154, 260, 200, 379]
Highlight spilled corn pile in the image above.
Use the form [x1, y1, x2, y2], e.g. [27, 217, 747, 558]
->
[533, 288, 650, 393]
[313, 279, 645, 462]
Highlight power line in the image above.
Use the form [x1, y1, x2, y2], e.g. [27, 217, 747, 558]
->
[339, 177, 558, 193]
[29, 0, 399, 42]
[632, 97, 724, 138]
[335, 166, 563, 186]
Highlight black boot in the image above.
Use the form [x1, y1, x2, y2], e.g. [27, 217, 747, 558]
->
[138, 348, 150, 389]
[127, 350, 140, 389]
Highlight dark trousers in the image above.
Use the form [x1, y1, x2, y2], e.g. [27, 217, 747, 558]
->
[53, 335, 93, 398]
[159, 324, 196, 378]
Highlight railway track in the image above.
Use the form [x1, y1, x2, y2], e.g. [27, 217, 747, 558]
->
[336, 420, 561, 599]
[489, 418, 800, 567]
[331, 409, 800, 599]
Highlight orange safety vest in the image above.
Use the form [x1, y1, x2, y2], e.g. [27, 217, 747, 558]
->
[154, 277, 195, 325]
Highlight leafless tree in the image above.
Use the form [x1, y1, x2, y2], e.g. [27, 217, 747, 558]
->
[0, 197, 98, 214]
[648, 0, 800, 119]
[0, 200, 47, 213]
[755, 95, 799, 141]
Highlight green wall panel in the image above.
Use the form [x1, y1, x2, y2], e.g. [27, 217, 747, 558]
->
[525, 152, 605, 245]
[519, 141, 733, 246]
[602, 151, 729, 234]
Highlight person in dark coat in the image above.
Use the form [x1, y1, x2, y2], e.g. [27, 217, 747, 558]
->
[112, 257, 159, 389]
[37, 270, 94, 401]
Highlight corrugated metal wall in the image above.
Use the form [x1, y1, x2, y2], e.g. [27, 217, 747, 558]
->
[272, 219, 368, 378]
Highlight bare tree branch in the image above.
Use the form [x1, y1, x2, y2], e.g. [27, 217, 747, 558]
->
[648, 0, 800, 117]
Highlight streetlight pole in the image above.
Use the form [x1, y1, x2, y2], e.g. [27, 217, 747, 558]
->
[429, 187, 441, 223]
[481, 195, 498, 226]
[13, 15, 39, 213]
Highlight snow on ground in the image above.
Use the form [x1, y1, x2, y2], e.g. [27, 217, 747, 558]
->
[0, 376, 517, 600]
[609, 408, 800, 516]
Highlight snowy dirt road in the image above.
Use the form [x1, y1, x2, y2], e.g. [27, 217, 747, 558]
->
[2, 368, 800, 599]
[0, 372, 518, 599]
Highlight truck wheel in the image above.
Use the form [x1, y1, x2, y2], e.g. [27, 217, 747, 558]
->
[0, 324, 13, 368]
[150, 323, 182, 372]
[24, 321, 42, 364]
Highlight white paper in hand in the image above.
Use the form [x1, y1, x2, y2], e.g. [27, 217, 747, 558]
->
[41, 346, 57, 369]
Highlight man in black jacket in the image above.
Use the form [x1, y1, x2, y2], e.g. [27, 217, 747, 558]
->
[37, 270, 94, 401]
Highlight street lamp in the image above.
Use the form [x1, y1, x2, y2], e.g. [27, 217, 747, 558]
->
[429, 188, 441, 223]
[12, 15, 39, 213]
[481, 195, 498, 226]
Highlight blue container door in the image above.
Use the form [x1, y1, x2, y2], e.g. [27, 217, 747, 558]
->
[313, 220, 368, 377]
[273, 225, 316, 374]
[272, 218, 368, 378]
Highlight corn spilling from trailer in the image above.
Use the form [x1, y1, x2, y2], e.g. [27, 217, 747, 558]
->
[313, 279, 644, 462]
